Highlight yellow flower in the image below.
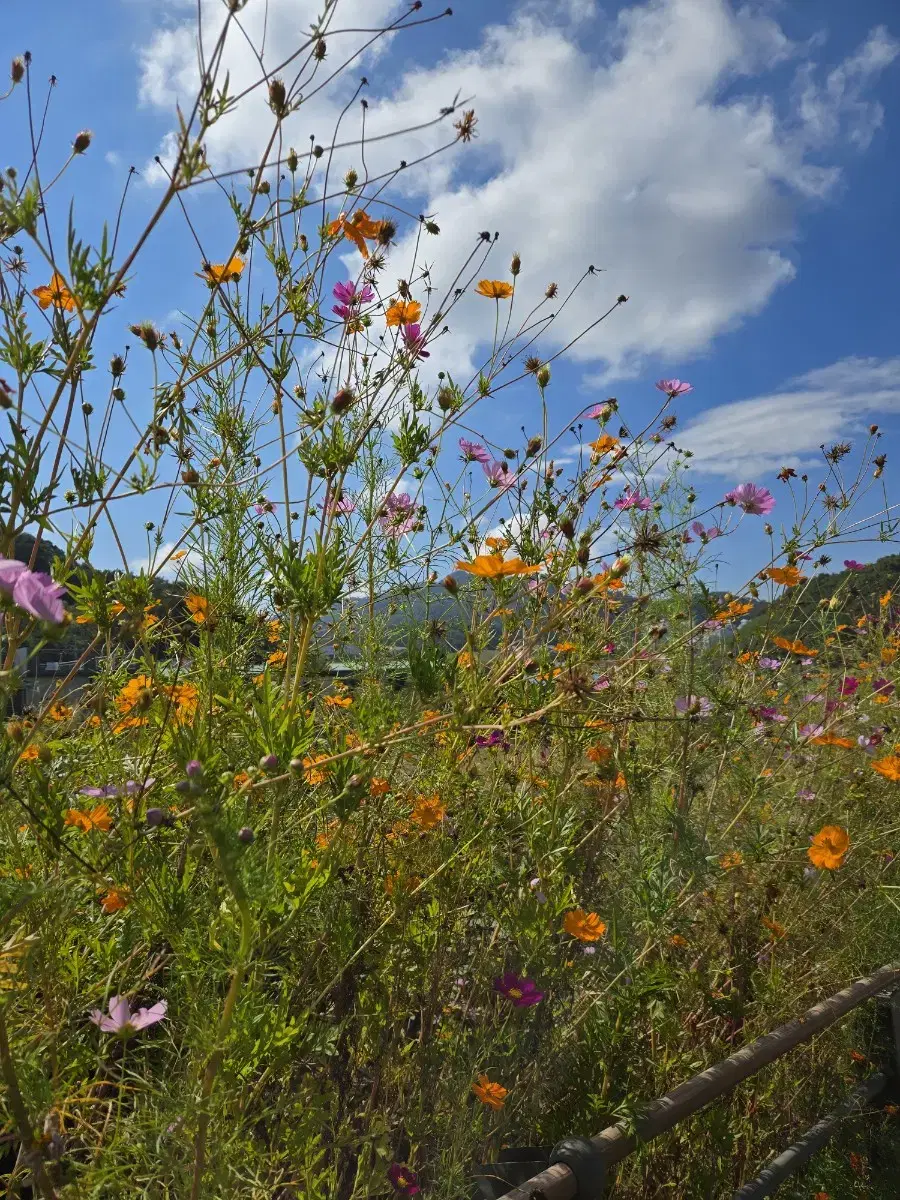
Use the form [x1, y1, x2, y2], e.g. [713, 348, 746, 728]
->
[410, 793, 446, 830]
[762, 566, 804, 587]
[64, 805, 113, 833]
[302, 754, 330, 785]
[32, 272, 76, 311]
[198, 256, 244, 284]
[475, 279, 514, 299]
[472, 1074, 508, 1109]
[99, 886, 131, 913]
[327, 210, 381, 258]
[385, 299, 422, 326]
[456, 555, 542, 579]
[808, 825, 849, 870]
[563, 909, 607, 942]
[185, 593, 209, 623]
[872, 755, 900, 782]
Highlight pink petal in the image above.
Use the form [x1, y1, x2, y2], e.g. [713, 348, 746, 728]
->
[131, 1000, 168, 1030]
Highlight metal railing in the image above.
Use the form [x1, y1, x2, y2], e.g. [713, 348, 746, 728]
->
[478, 963, 900, 1200]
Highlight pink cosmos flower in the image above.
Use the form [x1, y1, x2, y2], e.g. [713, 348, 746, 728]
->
[332, 279, 374, 319]
[691, 520, 721, 541]
[724, 483, 775, 516]
[483, 460, 517, 491]
[79, 779, 156, 799]
[675, 695, 712, 717]
[584, 403, 608, 418]
[401, 322, 429, 359]
[844, 560, 866, 572]
[10, 569, 67, 623]
[90, 995, 167, 1036]
[655, 378, 693, 397]
[798, 723, 825, 739]
[459, 438, 491, 465]
[494, 971, 544, 1007]
[0, 558, 28, 595]
[614, 490, 651, 511]
[325, 493, 356, 516]
[387, 1163, 420, 1195]
[254, 499, 276, 516]
[758, 657, 781, 670]
[380, 493, 416, 536]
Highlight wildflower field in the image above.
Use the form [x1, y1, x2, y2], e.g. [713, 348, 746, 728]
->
[2, 6, 900, 1198]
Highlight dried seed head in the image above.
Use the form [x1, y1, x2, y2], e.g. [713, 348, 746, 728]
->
[72, 129, 93, 154]
[510, 252, 521, 276]
[268, 77, 289, 118]
[181, 468, 200, 485]
[437, 387, 456, 412]
[314, 38, 327, 60]
[11, 57, 25, 84]
[344, 168, 358, 189]
[375, 219, 396, 246]
[109, 354, 126, 377]
[545, 282, 558, 299]
[454, 109, 477, 143]
[524, 356, 543, 374]
[286, 147, 299, 172]
[526, 436, 543, 456]
[129, 322, 162, 352]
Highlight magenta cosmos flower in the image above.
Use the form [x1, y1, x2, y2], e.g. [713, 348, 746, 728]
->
[655, 378, 693, 397]
[843, 560, 866, 572]
[380, 492, 416, 536]
[90, 995, 167, 1036]
[387, 1163, 420, 1195]
[614, 490, 651, 511]
[459, 438, 491, 465]
[724, 483, 775, 516]
[483, 460, 517, 491]
[332, 279, 374, 319]
[494, 972, 544, 1007]
[401, 322, 429, 359]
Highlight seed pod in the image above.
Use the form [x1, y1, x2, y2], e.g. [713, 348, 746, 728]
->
[73, 130, 92, 154]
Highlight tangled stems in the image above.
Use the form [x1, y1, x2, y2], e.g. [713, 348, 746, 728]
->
[0, 1006, 59, 1199]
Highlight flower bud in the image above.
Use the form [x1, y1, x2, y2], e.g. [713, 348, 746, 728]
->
[146, 807, 166, 827]
[110, 354, 126, 377]
[38, 745, 53, 764]
[259, 753, 279, 772]
[181, 468, 200, 485]
[219, 771, 235, 786]
[438, 387, 456, 411]
[11, 58, 25, 84]
[289, 757, 304, 773]
[238, 826, 255, 844]
[175, 779, 191, 794]
[332, 387, 355, 414]
[536, 365, 551, 389]
[286, 147, 298, 172]
[443, 575, 458, 594]
[526, 436, 543, 456]
[344, 168, 358, 189]
[185, 759, 204, 778]
[510, 252, 521, 276]
[72, 129, 92, 154]
[611, 555, 631, 577]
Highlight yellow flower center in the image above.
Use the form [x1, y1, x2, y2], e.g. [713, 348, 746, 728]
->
[509, 987, 522, 998]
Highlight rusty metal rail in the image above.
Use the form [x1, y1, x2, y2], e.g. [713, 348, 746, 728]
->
[493, 962, 900, 1200]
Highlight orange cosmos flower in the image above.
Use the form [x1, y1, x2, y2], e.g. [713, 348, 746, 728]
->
[485, 536, 509, 551]
[325, 694, 353, 707]
[563, 909, 607, 942]
[410, 793, 446, 830]
[47, 702, 73, 721]
[185, 593, 209, 623]
[456, 555, 542, 579]
[811, 733, 855, 748]
[475, 279, 514, 299]
[472, 1074, 508, 1109]
[267, 650, 287, 668]
[872, 755, 900, 781]
[385, 299, 422, 326]
[99, 886, 131, 913]
[369, 777, 390, 797]
[232, 771, 251, 790]
[808, 825, 849, 870]
[590, 434, 620, 456]
[715, 600, 754, 621]
[198, 256, 244, 284]
[17, 745, 40, 764]
[772, 636, 817, 656]
[302, 754, 330, 785]
[327, 210, 381, 258]
[881, 591, 892, 608]
[32, 272, 76, 311]
[761, 916, 785, 939]
[762, 566, 804, 587]
[65, 805, 113, 833]
[585, 744, 611, 764]
[267, 619, 282, 643]
[669, 934, 689, 947]
[719, 851, 744, 870]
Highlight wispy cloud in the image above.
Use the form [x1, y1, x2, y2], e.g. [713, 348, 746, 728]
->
[680, 356, 900, 476]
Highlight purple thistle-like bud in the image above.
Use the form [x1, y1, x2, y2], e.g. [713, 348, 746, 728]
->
[146, 807, 166, 827]
[259, 754, 279, 772]
[185, 759, 204, 778]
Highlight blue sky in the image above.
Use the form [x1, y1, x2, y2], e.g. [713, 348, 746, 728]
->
[4, 0, 900, 591]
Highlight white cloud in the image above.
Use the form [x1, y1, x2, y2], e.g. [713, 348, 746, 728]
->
[137, 0, 898, 379]
[679, 356, 900, 477]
